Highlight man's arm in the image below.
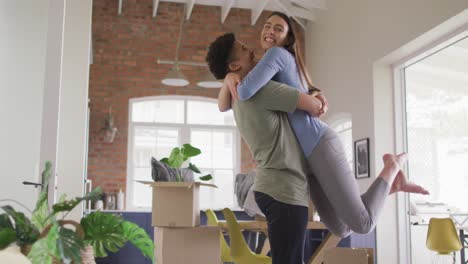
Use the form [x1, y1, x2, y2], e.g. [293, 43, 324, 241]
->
[218, 82, 232, 112]
[254, 81, 322, 116]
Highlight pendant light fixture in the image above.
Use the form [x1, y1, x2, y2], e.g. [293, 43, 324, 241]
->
[161, 5, 189, 86]
[159, 4, 222, 88]
[196, 71, 223, 88]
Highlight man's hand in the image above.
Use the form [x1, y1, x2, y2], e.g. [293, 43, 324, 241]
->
[316, 94, 328, 117]
[297, 93, 323, 117]
[224, 72, 241, 99]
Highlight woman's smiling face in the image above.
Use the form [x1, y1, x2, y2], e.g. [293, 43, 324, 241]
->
[260, 15, 290, 50]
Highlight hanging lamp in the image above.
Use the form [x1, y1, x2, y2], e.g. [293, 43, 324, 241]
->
[161, 5, 188, 86]
[196, 70, 223, 88]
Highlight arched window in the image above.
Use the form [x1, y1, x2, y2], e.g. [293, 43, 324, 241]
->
[328, 114, 353, 171]
[127, 96, 240, 210]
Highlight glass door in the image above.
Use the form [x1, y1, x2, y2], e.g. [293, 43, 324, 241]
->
[403, 35, 468, 264]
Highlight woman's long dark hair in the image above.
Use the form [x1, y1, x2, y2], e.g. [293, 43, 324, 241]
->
[267, 12, 317, 91]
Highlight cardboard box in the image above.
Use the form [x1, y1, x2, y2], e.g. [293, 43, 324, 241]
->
[154, 226, 221, 264]
[324, 247, 373, 264]
[138, 181, 217, 227]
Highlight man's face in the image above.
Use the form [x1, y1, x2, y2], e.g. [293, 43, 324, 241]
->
[229, 40, 256, 75]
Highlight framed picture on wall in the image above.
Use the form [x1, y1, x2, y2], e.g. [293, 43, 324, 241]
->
[354, 138, 370, 179]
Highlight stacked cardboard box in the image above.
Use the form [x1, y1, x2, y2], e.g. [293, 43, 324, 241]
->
[323, 247, 374, 264]
[139, 181, 220, 264]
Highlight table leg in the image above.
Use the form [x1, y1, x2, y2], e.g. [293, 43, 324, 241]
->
[308, 233, 341, 264]
[261, 237, 271, 256]
[461, 229, 467, 264]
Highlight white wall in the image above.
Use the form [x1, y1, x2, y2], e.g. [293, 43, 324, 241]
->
[306, 1, 468, 263]
[0, 0, 49, 212]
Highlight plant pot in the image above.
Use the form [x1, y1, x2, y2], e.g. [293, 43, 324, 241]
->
[80, 246, 96, 264]
[104, 127, 118, 143]
[20, 245, 32, 256]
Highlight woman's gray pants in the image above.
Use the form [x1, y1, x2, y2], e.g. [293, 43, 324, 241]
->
[307, 127, 390, 238]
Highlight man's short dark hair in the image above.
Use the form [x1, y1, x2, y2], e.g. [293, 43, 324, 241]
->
[206, 33, 235, 80]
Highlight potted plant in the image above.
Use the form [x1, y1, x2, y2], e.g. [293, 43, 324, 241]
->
[103, 106, 118, 143]
[157, 143, 213, 182]
[0, 162, 154, 264]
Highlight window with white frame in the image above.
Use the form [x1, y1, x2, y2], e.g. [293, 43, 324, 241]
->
[395, 31, 468, 264]
[127, 96, 240, 211]
[330, 117, 353, 171]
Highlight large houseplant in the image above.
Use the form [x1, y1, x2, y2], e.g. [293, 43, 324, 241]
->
[0, 161, 154, 264]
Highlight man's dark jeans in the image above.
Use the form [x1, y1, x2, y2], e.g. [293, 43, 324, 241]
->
[255, 191, 308, 264]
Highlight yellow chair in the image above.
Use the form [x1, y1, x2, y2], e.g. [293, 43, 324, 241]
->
[205, 209, 233, 263]
[426, 217, 462, 264]
[222, 208, 272, 264]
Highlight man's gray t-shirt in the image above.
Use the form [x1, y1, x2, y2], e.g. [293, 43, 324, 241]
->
[232, 81, 310, 207]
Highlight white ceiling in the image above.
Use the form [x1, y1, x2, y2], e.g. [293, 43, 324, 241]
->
[117, 0, 327, 28]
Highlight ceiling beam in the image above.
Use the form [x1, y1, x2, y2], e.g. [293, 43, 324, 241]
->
[290, 5, 315, 20]
[277, 0, 315, 21]
[291, 0, 326, 10]
[118, 0, 123, 15]
[152, 0, 160, 18]
[251, 0, 270, 26]
[186, 0, 195, 20]
[274, 0, 307, 29]
[221, 0, 235, 23]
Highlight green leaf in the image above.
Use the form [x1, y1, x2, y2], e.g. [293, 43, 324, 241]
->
[81, 211, 126, 258]
[41, 161, 52, 189]
[57, 227, 84, 263]
[52, 187, 103, 215]
[0, 228, 17, 249]
[52, 199, 81, 215]
[28, 222, 61, 264]
[167, 147, 184, 168]
[1, 205, 40, 246]
[122, 221, 154, 262]
[0, 213, 13, 229]
[77, 186, 103, 203]
[181, 144, 201, 157]
[0, 214, 17, 250]
[31, 198, 51, 230]
[188, 163, 201, 173]
[199, 174, 213, 181]
[160, 157, 169, 164]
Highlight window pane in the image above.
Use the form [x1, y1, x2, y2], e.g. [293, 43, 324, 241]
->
[133, 127, 178, 166]
[190, 130, 212, 168]
[128, 97, 240, 211]
[405, 36, 468, 212]
[187, 101, 235, 126]
[213, 132, 234, 168]
[190, 129, 235, 169]
[133, 182, 152, 208]
[132, 100, 184, 123]
[199, 169, 235, 210]
[133, 167, 151, 181]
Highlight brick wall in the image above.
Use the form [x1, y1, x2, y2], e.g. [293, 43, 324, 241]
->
[88, 0, 305, 194]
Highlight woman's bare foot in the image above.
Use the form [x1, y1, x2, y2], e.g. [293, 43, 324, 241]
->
[390, 170, 430, 195]
[382, 153, 429, 195]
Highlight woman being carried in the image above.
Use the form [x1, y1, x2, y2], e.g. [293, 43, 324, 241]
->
[217, 12, 428, 238]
